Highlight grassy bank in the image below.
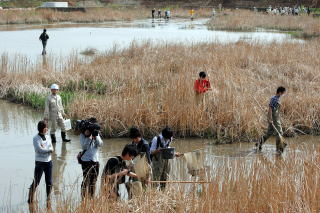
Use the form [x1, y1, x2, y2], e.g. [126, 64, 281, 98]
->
[0, 7, 212, 25]
[29, 143, 320, 212]
[1, 39, 320, 140]
[208, 10, 320, 39]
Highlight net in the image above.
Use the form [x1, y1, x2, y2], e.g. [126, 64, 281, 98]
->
[183, 149, 205, 176]
[133, 154, 151, 180]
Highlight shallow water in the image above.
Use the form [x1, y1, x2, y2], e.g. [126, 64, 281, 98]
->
[0, 19, 301, 62]
[0, 99, 319, 212]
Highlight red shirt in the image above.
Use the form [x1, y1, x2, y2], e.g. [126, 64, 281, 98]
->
[194, 79, 211, 93]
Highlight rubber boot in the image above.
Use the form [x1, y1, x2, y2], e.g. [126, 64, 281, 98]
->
[61, 132, 71, 142]
[50, 134, 57, 143]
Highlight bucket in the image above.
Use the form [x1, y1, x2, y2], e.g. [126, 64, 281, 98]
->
[161, 147, 175, 159]
[64, 119, 72, 131]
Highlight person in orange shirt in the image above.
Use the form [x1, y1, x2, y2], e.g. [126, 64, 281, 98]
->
[194, 71, 211, 105]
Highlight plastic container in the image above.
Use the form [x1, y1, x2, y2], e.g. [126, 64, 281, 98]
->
[64, 119, 72, 131]
[161, 147, 175, 159]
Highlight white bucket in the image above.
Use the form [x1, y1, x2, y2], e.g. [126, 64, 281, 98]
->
[64, 119, 72, 131]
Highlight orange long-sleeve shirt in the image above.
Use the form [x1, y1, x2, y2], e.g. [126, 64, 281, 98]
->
[194, 79, 211, 93]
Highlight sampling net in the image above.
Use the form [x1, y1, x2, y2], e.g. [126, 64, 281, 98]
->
[133, 154, 151, 180]
[183, 149, 205, 176]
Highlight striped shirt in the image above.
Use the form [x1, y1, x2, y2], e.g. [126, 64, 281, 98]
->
[269, 95, 280, 110]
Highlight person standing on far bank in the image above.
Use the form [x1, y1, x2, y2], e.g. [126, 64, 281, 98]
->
[256, 86, 287, 153]
[44, 84, 71, 143]
[39, 29, 49, 55]
[28, 121, 54, 204]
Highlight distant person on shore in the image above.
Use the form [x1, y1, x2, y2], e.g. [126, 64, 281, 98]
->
[157, 9, 162, 18]
[39, 29, 49, 55]
[256, 86, 287, 153]
[307, 6, 311, 15]
[79, 118, 103, 199]
[28, 121, 54, 205]
[194, 71, 211, 105]
[189, 9, 195, 20]
[101, 144, 138, 199]
[44, 84, 71, 143]
[152, 8, 156, 19]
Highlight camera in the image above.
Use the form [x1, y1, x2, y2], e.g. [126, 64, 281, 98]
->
[76, 117, 101, 137]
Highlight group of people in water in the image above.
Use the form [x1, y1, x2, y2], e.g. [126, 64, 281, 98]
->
[27, 72, 286, 206]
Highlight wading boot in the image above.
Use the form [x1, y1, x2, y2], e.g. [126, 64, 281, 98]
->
[61, 132, 71, 142]
[50, 134, 57, 143]
[27, 187, 35, 204]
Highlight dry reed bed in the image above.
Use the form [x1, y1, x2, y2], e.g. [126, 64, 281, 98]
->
[1, 40, 320, 139]
[0, 7, 211, 25]
[45, 143, 320, 212]
[208, 10, 320, 37]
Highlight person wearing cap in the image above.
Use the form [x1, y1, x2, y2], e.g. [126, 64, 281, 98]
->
[150, 127, 182, 189]
[39, 29, 49, 55]
[44, 84, 71, 143]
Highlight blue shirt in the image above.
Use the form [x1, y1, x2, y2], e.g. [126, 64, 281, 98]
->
[80, 134, 103, 162]
[269, 95, 280, 110]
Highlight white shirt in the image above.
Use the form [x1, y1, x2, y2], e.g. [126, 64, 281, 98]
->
[33, 134, 53, 162]
[150, 134, 171, 152]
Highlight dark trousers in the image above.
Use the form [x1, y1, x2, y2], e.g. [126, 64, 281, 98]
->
[81, 161, 99, 198]
[42, 41, 47, 54]
[28, 161, 53, 202]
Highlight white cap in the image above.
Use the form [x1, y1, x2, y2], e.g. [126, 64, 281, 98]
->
[50, 84, 59, 90]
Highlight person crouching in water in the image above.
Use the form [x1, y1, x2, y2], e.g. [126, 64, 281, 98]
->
[80, 119, 103, 199]
[256, 86, 287, 153]
[44, 84, 71, 143]
[28, 121, 54, 205]
[194, 71, 211, 106]
[150, 127, 182, 190]
[101, 144, 138, 199]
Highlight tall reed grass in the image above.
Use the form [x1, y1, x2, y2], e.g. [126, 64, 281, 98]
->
[1, 39, 320, 140]
[208, 10, 320, 38]
[29, 143, 320, 212]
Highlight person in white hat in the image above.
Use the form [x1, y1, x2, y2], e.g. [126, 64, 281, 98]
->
[44, 84, 71, 143]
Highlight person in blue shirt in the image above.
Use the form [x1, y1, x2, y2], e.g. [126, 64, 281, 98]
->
[256, 86, 287, 153]
[79, 118, 103, 199]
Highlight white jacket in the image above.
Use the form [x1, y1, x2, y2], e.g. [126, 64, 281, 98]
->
[33, 134, 53, 162]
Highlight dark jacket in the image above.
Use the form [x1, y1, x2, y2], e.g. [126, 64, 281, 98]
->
[132, 138, 151, 164]
[40, 33, 49, 42]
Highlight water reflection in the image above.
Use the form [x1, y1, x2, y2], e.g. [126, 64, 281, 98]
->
[0, 99, 319, 212]
[0, 19, 302, 62]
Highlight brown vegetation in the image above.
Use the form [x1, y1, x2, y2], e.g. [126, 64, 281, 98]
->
[0, 7, 212, 25]
[1, 38, 320, 140]
[208, 10, 320, 38]
[29, 143, 320, 212]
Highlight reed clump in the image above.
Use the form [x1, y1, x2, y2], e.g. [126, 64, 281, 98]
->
[1, 39, 320, 140]
[208, 10, 320, 38]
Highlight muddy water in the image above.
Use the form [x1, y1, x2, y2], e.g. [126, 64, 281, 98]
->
[0, 19, 301, 62]
[0, 100, 319, 212]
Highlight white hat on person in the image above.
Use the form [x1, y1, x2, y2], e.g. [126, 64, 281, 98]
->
[50, 84, 59, 90]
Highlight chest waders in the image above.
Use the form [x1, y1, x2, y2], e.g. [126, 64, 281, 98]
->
[260, 104, 285, 151]
[152, 152, 170, 189]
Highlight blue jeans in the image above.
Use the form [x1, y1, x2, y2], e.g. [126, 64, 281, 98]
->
[28, 161, 53, 202]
